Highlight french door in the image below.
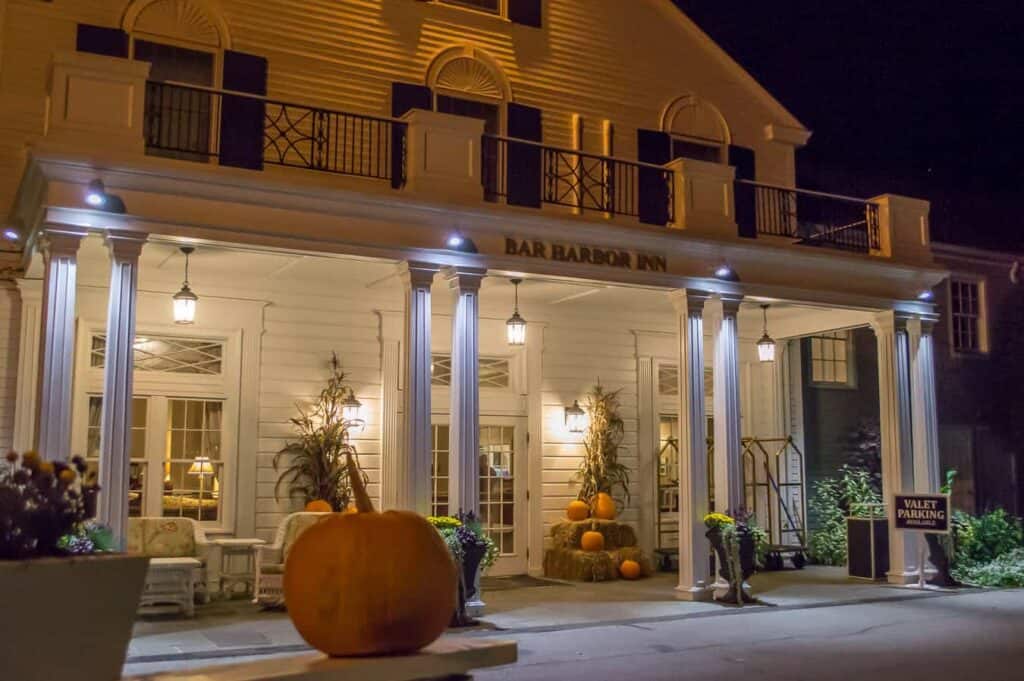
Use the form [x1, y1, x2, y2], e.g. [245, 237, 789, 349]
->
[431, 419, 529, 576]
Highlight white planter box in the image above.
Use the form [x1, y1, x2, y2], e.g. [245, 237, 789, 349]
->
[0, 554, 149, 681]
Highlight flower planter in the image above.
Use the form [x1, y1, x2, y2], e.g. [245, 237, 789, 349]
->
[451, 543, 487, 627]
[706, 527, 756, 604]
[0, 554, 149, 681]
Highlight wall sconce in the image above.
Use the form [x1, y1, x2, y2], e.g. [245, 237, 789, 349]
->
[172, 246, 198, 324]
[342, 389, 364, 429]
[506, 278, 527, 346]
[565, 400, 586, 434]
[757, 304, 777, 363]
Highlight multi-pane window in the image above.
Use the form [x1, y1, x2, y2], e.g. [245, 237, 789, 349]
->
[950, 279, 984, 354]
[658, 365, 679, 396]
[163, 399, 224, 522]
[810, 331, 853, 385]
[431, 355, 511, 389]
[85, 396, 149, 517]
[91, 335, 223, 375]
[431, 425, 450, 518]
[438, 0, 501, 14]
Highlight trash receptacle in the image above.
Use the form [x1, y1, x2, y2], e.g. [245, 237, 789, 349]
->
[847, 503, 889, 580]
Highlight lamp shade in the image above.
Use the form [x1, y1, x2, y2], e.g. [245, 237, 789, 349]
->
[188, 456, 214, 476]
[565, 400, 586, 434]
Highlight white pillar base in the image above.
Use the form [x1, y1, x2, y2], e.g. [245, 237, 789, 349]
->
[674, 584, 713, 602]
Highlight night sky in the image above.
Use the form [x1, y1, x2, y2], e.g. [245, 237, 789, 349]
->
[674, 1, 1023, 251]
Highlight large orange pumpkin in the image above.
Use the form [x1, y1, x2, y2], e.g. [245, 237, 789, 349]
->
[592, 493, 616, 520]
[304, 499, 332, 513]
[284, 453, 456, 656]
[566, 500, 590, 521]
[619, 560, 641, 580]
[581, 529, 605, 552]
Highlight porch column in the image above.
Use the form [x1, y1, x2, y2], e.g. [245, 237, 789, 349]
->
[871, 311, 918, 582]
[671, 289, 713, 601]
[36, 227, 87, 461]
[909, 317, 942, 493]
[446, 266, 486, 516]
[399, 262, 440, 515]
[711, 294, 745, 513]
[98, 232, 146, 549]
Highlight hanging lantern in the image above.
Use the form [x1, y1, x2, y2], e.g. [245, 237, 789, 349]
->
[172, 246, 198, 325]
[506, 278, 527, 346]
[757, 304, 777, 363]
[565, 400, 586, 434]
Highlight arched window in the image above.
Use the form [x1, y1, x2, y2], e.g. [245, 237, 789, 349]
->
[661, 95, 730, 163]
[427, 47, 511, 135]
[123, 0, 228, 86]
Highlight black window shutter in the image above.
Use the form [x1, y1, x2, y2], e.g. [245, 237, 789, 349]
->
[508, 0, 543, 28]
[219, 51, 268, 171]
[390, 83, 432, 188]
[637, 129, 671, 226]
[506, 103, 542, 208]
[76, 24, 129, 59]
[729, 145, 757, 238]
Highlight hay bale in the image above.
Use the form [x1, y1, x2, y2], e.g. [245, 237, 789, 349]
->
[612, 547, 656, 577]
[543, 547, 619, 582]
[549, 519, 639, 550]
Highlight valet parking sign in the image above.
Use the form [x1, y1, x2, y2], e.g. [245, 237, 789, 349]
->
[893, 493, 951, 534]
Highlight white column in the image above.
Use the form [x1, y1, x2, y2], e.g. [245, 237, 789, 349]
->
[909, 317, 942, 493]
[671, 289, 713, 601]
[446, 266, 486, 515]
[871, 311, 918, 582]
[399, 262, 439, 515]
[635, 354, 658, 556]
[13, 279, 42, 453]
[97, 232, 146, 549]
[712, 294, 744, 513]
[36, 228, 86, 461]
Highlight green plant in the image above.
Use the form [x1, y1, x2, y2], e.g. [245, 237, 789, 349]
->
[842, 421, 881, 492]
[274, 353, 367, 511]
[953, 548, 1024, 587]
[952, 509, 1023, 567]
[573, 384, 630, 507]
[0, 452, 102, 559]
[807, 465, 881, 566]
[427, 513, 498, 573]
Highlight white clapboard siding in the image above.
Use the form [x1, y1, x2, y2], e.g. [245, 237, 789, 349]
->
[0, 283, 20, 452]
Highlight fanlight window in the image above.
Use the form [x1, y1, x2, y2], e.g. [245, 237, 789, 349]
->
[438, 0, 501, 16]
[664, 95, 729, 163]
[431, 355, 511, 389]
[91, 335, 224, 375]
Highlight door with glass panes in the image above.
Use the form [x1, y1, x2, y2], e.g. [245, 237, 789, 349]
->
[431, 419, 528, 576]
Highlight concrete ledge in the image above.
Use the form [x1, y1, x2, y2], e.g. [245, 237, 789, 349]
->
[123, 637, 517, 681]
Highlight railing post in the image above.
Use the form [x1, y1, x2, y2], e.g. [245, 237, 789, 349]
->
[667, 158, 737, 237]
[871, 194, 932, 262]
[403, 110, 486, 203]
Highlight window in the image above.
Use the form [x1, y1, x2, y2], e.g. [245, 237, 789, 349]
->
[91, 335, 224, 375]
[950, 279, 986, 354]
[164, 399, 224, 522]
[810, 331, 854, 386]
[431, 424, 450, 518]
[658, 365, 679, 396]
[431, 355, 511, 388]
[85, 396, 149, 517]
[663, 95, 729, 164]
[438, 0, 501, 15]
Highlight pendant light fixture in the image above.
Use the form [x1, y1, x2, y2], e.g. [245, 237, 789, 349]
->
[506, 278, 527, 346]
[172, 246, 199, 325]
[757, 304, 777, 363]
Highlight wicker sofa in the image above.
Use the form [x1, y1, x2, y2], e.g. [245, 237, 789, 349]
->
[128, 517, 219, 615]
[253, 512, 327, 606]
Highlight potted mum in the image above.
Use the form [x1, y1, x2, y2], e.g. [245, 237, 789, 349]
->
[704, 510, 758, 605]
[429, 512, 497, 626]
[0, 451, 149, 681]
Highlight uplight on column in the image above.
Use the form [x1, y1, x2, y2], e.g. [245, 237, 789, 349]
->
[172, 246, 198, 324]
[506, 278, 527, 346]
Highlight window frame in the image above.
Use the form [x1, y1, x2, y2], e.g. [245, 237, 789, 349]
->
[947, 276, 989, 357]
[808, 330, 857, 389]
[435, 0, 506, 19]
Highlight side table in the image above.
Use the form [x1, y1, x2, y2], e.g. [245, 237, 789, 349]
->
[213, 537, 266, 598]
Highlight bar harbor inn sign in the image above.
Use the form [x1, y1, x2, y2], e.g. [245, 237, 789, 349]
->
[504, 238, 668, 273]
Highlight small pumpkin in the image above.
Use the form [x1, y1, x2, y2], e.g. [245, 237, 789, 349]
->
[581, 528, 605, 552]
[592, 492, 616, 520]
[284, 452, 456, 656]
[566, 500, 590, 521]
[619, 559, 641, 580]
[304, 499, 332, 513]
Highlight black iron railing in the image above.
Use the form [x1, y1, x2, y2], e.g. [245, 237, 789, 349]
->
[144, 81, 405, 185]
[736, 180, 880, 253]
[482, 135, 675, 225]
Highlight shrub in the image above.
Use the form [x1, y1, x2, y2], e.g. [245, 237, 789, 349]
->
[953, 548, 1024, 587]
[953, 509, 1023, 566]
[807, 466, 881, 566]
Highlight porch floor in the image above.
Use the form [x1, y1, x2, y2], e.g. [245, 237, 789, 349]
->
[124, 567, 953, 676]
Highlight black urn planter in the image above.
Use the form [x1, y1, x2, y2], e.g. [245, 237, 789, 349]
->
[451, 543, 487, 627]
[706, 526, 757, 604]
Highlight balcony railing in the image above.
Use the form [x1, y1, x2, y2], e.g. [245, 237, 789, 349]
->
[144, 81, 405, 186]
[736, 180, 881, 253]
[482, 135, 675, 225]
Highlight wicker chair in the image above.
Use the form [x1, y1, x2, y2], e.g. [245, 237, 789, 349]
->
[127, 517, 219, 615]
[253, 512, 328, 606]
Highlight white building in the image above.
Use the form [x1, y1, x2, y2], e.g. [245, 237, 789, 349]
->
[0, 0, 945, 596]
